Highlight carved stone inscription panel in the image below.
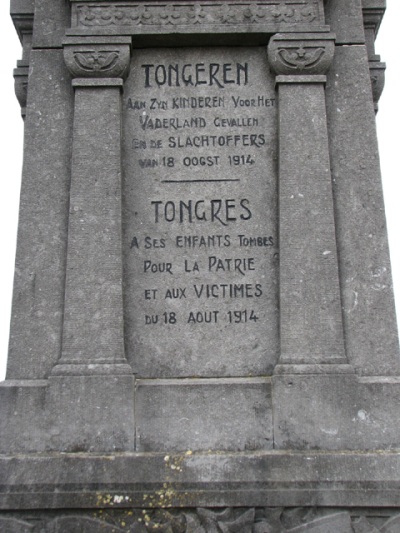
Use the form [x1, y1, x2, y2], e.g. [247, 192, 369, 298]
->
[123, 48, 278, 378]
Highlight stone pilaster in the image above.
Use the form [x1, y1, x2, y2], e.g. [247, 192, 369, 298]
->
[268, 33, 350, 374]
[47, 36, 135, 452]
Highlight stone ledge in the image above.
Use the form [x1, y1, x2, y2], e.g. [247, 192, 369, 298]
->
[64, 26, 332, 48]
[1, 451, 400, 509]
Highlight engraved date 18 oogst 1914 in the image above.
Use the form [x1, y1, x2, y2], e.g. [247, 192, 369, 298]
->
[138, 154, 255, 169]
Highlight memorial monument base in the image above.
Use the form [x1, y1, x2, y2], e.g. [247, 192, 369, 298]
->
[1, 451, 400, 531]
[2, 372, 400, 532]
[2, 0, 400, 530]
[2, 372, 400, 454]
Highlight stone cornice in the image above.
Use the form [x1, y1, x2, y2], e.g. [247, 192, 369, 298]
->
[10, 0, 34, 43]
[362, 0, 386, 37]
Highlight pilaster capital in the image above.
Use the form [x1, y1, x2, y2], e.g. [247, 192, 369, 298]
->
[14, 60, 29, 119]
[369, 60, 386, 113]
[267, 32, 335, 77]
[63, 36, 132, 80]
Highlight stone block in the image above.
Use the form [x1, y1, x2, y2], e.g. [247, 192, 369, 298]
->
[32, 0, 70, 48]
[10, 0, 34, 12]
[273, 374, 400, 450]
[135, 378, 272, 451]
[324, 0, 366, 44]
[0, 381, 47, 453]
[46, 374, 135, 452]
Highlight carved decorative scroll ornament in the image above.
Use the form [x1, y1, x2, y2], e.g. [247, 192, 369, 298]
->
[73, 1, 322, 28]
[63, 37, 131, 79]
[268, 32, 335, 76]
[2, 508, 400, 532]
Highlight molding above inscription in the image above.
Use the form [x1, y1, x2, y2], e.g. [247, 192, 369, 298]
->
[268, 32, 335, 76]
[71, 1, 324, 30]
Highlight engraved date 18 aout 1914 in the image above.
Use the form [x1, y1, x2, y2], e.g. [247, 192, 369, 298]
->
[145, 309, 259, 325]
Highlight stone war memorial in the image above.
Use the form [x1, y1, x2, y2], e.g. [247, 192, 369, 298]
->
[2, 0, 400, 531]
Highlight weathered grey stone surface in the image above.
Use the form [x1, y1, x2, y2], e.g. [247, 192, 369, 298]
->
[69, 1, 328, 46]
[3, 508, 400, 532]
[47, 374, 136, 452]
[6, 49, 72, 380]
[0, 508, 399, 533]
[135, 378, 272, 451]
[1, 0, 400, 525]
[2, 451, 400, 508]
[0, 380, 47, 453]
[32, 0, 70, 48]
[123, 46, 278, 378]
[269, 32, 346, 367]
[286, 512, 353, 533]
[273, 374, 400, 450]
[59, 59, 128, 372]
[325, 0, 365, 44]
[0, 517, 34, 533]
[326, 44, 399, 375]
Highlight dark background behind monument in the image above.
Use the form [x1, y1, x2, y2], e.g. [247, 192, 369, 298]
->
[0, 1, 399, 381]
